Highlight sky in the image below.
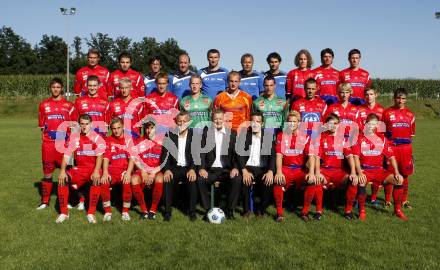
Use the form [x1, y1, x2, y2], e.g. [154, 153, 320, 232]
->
[2, 0, 440, 79]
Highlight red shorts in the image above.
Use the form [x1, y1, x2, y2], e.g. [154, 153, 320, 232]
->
[66, 167, 94, 189]
[320, 168, 347, 188]
[363, 168, 392, 185]
[108, 167, 126, 184]
[42, 141, 63, 174]
[281, 166, 306, 189]
[133, 170, 158, 189]
[391, 144, 414, 176]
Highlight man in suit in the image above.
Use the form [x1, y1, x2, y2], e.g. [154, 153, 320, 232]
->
[197, 109, 242, 219]
[160, 111, 198, 221]
[236, 112, 275, 217]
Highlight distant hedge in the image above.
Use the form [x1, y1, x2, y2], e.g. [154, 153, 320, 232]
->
[0, 75, 439, 99]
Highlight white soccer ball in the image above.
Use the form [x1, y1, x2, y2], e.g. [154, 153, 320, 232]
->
[207, 207, 225, 224]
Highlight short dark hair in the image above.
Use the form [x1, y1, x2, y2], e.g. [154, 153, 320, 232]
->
[49, 77, 64, 88]
[149, 56, 161, 65]
[348, 49, 361, 58]
[304, 78, 317, 87]
[325, 113, 340, 123]
[87, 48, 100, 58]
[228, 70, 241, 81]
[241, 53, 254, 63]
[320, 48, 334, 59]
[78, 114, 92, 123]
[176, 110, 190, 120]
[179, 52, 191, 62]
[366, 113, 379, 122]
[86, 75, 99, 84]
[266, 52, 282, 63]
[394, 87, 408, 98]
[263, 75, 275, 84]
[212, 108, 224, 119]
[251, 111, 264, 122]
[207, 49, 220, 58]
[118, 51, 132, 62]
[110, 117, 124, 128]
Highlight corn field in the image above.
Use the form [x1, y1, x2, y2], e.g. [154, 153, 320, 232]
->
[0, 74, 439, 99]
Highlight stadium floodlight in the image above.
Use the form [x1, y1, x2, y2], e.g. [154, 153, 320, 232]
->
[60, 7, 76, 100]
[436, 12, 440, 19]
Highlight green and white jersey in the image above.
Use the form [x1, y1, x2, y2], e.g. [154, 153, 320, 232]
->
[252, 95, 288, 129]
[180, 94, 213, 128]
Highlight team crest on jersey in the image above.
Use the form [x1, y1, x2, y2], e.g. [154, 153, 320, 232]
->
[81, 103, 88, 109]
[111, 145, 116, 152]
[184, 100, 190, 110]
[390, 114, 396, 120]
[82, 74, 88, 81]
[361, 141, 367, 148]
[45, 106, 51, 112]
[345, 75, 350, 80]
[115, 106, 121, 113]
[324, 142, 328, 148]
[299, 106, 305, 112]
[202, 97, 209, 104]
[276, 99, 283, 106]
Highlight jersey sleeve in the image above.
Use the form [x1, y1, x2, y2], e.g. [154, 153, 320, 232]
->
[383, 139, 394, 159]
[285, 70, 293, 98]
[213, 95, 222, 109]
[73, 70, 83, 95]
[103, 140, 112, 160]
[275, 132, 283, 154]
[410, 113, 416, 136]
[107, 73, 115, 98]
[38, 102, 44, 128]
[135, 73, 145, 97]
[351, 142, 361, 157]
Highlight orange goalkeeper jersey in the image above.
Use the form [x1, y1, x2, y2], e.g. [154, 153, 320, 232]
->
[214, 90, 252, 131]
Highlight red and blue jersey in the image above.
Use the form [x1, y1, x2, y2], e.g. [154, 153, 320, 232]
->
[286, 68, 315, 100]
[73, 65, 110, 99]
[108, 69, 145, 99]
[38, 97, 74, 142]
[318, 133, 352, 169]
[69, 133, 106, 169]
[383, 106, 415, 145]
[275, 132, 312, 167]
[314, 66, 339, 97]
[103, 135, 131, 170]
[133, 137, 163, 172]
[352, 134, 394, 169]
[339, 68, 371, 99]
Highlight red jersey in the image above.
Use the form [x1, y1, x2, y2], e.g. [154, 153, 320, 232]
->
[339, 68, 371, 99]
[324, 102, 360, 137]
[275, 131, 312, 167]
[318, 133, 351, 168]
[143, 91, 179, 128]
[107, 69, 145, 99]
[38, 97, 74, 142]
[133, 137, 163, 171]
[352, 134, 394, 168]
[359, 103, 384, 123]
[107, 97, 144, 134]
[73, 65, 110, 99]
[313, 66, 339, 97]
[383, 106, 415, 144]
[285, 68, 315, 100]
[72, 96, 109, 122]
[103, 135, 131, 170]
[69, 133, 106, 169]
[291, 97, 327, 123]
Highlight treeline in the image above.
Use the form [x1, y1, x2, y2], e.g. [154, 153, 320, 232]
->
[0, 26, 189, 75]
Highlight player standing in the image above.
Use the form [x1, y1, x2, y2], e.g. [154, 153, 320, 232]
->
[214, 71, 253, 132]
[37, 78, 74, 210]
[339, 49, 372, 106]
[179, 75, 213, 129]
[170, 53, 196, 99]
[72, 75, 109, 136]
[107, 52, 145, 99]
[273, 110, 317, 222]
[73, 48, 109, 99]
[286, 49, 315, 102]
[198, 49, 229, 99]
[56, 114, 105, 223]
[239, 53, 264, 100]
[313, 48, 340, 105]
[264, 52, 287, 99]
[252, 75, 288, 130]
[383, 88, 415, 209]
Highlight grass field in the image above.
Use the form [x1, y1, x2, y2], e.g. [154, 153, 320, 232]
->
[1, 102, 440, 269]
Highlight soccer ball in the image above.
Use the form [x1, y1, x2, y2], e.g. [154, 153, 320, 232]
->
[207, 207, 225, 224]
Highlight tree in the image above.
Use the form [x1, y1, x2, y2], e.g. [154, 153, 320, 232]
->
[157, 38, 186, 73]
[86, 33, 116, 70]
[113, 36, 132, 60]
[71, 36, 86, 73]
[0, 26, 37, 74]
[35, 35, 67, 74]
[131, 37, 159, 74]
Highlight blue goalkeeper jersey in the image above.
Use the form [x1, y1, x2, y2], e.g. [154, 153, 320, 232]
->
[239, 70, 264, 100]
[198, 67, 229, 99]
[263, 70, 287, 99]
[170, 70, 196, 100]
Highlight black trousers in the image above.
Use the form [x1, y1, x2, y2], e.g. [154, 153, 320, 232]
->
[164, 166, 198, 215]
[197, 168, 242, 211]
[242, 166, 272, 213]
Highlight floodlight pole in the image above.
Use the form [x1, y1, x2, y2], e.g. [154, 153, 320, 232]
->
[436, 12, 440, 116]
[60, 7, 76, 100]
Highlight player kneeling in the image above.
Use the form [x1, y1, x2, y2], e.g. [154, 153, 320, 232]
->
[273, 110, 318, 222]
[130, 120, 164, 220]
[352, 113, 407, 221]
[315, 113, 358, 220]
[56, 114, 105, 223]
[100, 117, 134, 221]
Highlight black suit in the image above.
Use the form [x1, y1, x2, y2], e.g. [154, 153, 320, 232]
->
[160, 128, 198, 216]
[197, 126, 242, 212]
[236, 128, 276, 214]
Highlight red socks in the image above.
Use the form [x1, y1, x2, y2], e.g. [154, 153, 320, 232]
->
[371, 182, 379, 202]
[41, 179, 53, 204]
[273, 185, 284, 216]
[87, 185, 101, 215]
[132, 184, 147, 213]
[393, 185, 404, 214]
[402, 178, 409, 203]
[384, 184, 393, 203]
[57, 185, 69, 215]
[302, 185, 315, 215]
[315, 185, 323, 213]
[151, 182, 163, 213]
[122, 183, 132, 213]
[100, 183, 112, 213]
[357, 186, 367, 212]
[345, 184, 357, 213]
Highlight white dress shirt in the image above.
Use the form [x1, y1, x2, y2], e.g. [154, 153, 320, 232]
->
[177, 132, 188, 166]
[212, 127, 226, 168]
[246, 133, 262, 167]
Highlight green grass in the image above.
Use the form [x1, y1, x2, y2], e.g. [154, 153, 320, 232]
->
[1, 115, 440, 269]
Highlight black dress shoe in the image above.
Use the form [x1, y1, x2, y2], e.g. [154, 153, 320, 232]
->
[163, 212, 171, 222]
[226, 210, 235, 220]
[189, 212, 197, 222]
